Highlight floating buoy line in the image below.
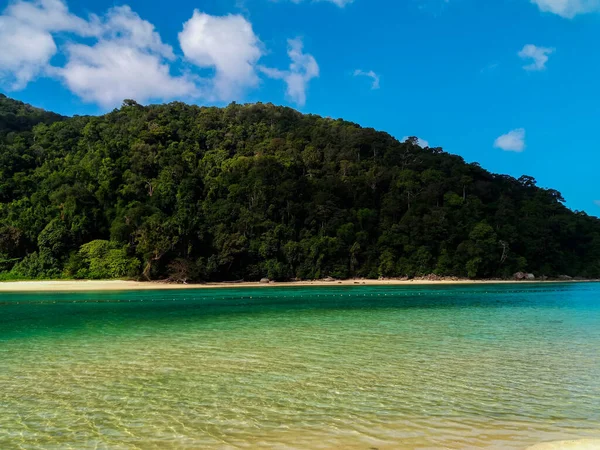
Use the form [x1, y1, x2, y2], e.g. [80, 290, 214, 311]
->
[0, 286, 582, 306]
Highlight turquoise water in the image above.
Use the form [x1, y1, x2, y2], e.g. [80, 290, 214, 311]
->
[1, 283, 599, 449]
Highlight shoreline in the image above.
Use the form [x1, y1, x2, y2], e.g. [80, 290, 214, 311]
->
[0, 278, 595, 292]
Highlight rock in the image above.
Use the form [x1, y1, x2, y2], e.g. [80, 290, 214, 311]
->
[323, 276, 335, 282]
[558, 275, 573, 280]
[259, 278, 270, 284]
[513, 272, 535, 281]
[423, 273, 441, 281]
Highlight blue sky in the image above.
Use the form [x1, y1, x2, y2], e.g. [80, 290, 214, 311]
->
[1, 0, 599, 216]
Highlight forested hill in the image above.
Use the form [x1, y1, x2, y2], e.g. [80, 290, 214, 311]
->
[0, 94, 64, 136]
[1, 95, 599, 281]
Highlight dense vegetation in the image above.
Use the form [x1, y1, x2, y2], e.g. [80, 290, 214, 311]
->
[1, 94, 599, 281]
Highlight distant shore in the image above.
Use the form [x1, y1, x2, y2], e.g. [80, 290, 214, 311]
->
[0, 278, 595, 292]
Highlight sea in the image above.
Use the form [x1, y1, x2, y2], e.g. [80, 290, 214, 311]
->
[1, 283, 599, 449]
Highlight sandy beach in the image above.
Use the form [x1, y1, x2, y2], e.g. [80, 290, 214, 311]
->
[0, 278, 590, 292]
[526, 440, 600, 450]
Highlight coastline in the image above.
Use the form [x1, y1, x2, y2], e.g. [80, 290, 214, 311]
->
[0, 278, 594, 292]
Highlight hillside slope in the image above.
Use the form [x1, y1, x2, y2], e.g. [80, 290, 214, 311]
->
[1, 97, 598, 281]
[0, 94, 64, 136]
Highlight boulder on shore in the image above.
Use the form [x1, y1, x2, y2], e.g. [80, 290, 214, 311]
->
[558, 275, 573, 280]
[514, 272, 535, 281]
[423, 274, 442, 281]
[260, 278, 270, 284]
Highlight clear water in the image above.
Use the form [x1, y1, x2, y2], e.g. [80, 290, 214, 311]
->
[1, 283, 599, 449]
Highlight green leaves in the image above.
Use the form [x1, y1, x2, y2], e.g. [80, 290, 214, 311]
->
[1, 96, 599, 281]
[38, 219, 71, 256]
[67, 240, 140, 280]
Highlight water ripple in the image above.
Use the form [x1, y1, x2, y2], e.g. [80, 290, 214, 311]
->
[1, 284, 599, 449]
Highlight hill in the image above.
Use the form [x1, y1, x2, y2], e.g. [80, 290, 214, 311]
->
[1, 96, 598, 281]
[0, 94, 64, 136]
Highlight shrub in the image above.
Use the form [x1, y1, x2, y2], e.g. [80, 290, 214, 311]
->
[11, 250, 61, 279]
[65, 240, 140, 279]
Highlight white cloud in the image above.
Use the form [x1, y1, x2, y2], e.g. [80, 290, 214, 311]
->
[494, 128, 526, 152]
[1, 2, 261, 105]
[58, 42, 197, 108]
[0, 1, 318, 108]
[55, 6, 197, 108]
[518, 44, 554, 71]
[4, 0, 96, 35]
[0, 0, 92, 89]
[0, 16, 56, 89]
[354, 69, 380, 89]
[288, 0, 353, 6]
[403, 136, 430, 148]
[179, 10, 262, 101]
[101, 6, 174, 59]
[260, 38, 319, 106]
[530, 0, 600, 18]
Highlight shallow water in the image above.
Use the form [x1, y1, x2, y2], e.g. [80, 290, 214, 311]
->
[1, 283, 599, 449]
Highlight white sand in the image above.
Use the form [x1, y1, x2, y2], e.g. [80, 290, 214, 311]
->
[0, 278, 587, 292]
[527, 440, 600, 450]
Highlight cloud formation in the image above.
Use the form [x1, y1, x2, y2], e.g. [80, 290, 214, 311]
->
[494, 129, 526, 152]
[518, 44, 554, 71]
[0, 0, 95, 89]
[55, 5, 196, 107]
[288, 0, 353, 6]
[0, 0, 318, 108]
[4, 0, 96, 35]
[101, 6, 174, 59]
[179, 11, 263, 101]
[0, 15, 56, 89]
[354, 70, 380, 89]
[530, 0, 600, 18]
[59, 42, 197, 108]
[260, 38, 319, 106]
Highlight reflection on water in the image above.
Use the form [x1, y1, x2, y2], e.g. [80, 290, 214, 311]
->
[1, 284, 599, 449]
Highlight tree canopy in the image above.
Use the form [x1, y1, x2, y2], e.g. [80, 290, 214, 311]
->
[1, 95, 598, 281]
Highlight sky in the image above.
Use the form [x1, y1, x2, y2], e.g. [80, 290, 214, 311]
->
[0, 0, 599, 216]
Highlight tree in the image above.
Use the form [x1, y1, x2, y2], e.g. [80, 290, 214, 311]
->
[0, 94, 598, 281]
[134, 215, 178, 279]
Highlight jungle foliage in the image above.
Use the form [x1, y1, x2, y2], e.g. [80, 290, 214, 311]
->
[1, 94, 599, 281]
